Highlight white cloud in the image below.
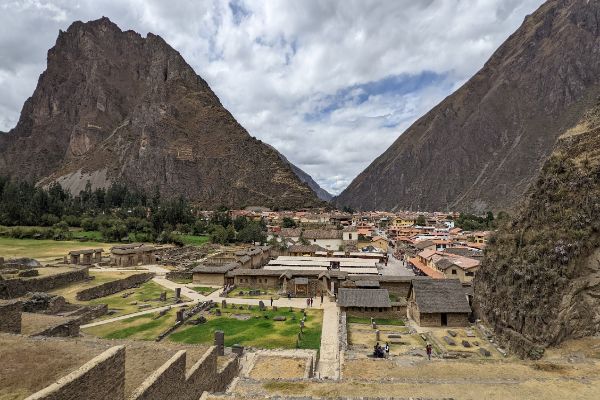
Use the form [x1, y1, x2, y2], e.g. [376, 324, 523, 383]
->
[0, 0, 544, 194]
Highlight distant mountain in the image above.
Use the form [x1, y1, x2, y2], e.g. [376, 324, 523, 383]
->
[0, 17, 321, 210]
[475, 102, 600, 359]
[336, 0, 600, 212]
[268, 145, 332, 201]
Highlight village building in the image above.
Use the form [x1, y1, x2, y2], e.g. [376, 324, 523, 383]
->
[68, 248, 103, 265]
[337, 288, 404, 316]
[110, 244, 156, 267]
[287, 244, 327, 257]
[407, 279, 471, 327]
[192, 262, 239, 286]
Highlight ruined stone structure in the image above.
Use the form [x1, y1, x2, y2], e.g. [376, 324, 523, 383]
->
[76, 272, 154, 301]
[0, 300, 22, 333]
[0, 268, 89, 299]
[26, 345, 240, 400]
[68, 249, 103, 265]
[110, 244, 157, 267]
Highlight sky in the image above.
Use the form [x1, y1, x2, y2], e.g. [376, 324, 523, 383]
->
[0, 0, 544, 195]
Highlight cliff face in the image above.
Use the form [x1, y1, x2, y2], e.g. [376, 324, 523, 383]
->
[474, 102, 600, 359]
[0, 17, 321, 209]
[336, 0, 600, 212]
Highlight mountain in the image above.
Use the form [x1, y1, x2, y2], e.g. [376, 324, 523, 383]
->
[336, 0, 600, 212]
[474, 102, 600, 359]
[0, 17, 321, 210]
[268, 145, 332, 201]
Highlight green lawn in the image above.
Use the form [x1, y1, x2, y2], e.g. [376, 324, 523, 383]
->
[179, 235, 210, 246]
[169, 307, 322, 349]
[84, 309, 177, 340]
[227, 287, 281, 300]
[0, 237, 118, 262]
[347, 316, 405, 326]
[69, 230, 105, 241]
[190, 286, 217, 295]
[83, 305, 322, 350]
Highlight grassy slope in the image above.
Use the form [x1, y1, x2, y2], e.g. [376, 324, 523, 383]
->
[0, 237, 117, 261]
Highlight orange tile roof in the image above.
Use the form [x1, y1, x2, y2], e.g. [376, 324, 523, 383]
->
[408, 257, 445, 279]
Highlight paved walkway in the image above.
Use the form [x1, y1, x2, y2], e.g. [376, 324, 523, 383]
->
[316, 299, 340, 379]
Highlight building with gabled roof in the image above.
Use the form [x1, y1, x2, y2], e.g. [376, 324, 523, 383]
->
[407, 279, 471, 327]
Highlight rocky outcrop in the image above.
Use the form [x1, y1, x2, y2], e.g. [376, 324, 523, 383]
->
[0, 17, 321, 210]
[474, 103, 600, 358]
[336, 0, 600, 212]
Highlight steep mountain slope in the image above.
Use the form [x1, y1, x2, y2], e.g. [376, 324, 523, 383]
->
[336, 0, 600, 212]
[474, 103, 600, 359]
[268, 145, 332, 201]
[0, 17, 321, 209]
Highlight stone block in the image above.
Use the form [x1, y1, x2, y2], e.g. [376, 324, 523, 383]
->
[443, 336, 456, 346]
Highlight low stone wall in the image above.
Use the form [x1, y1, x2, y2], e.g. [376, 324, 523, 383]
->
[214, 356, 240, 392]
[32, 318, 81, 337]
[76, 273, 154, 301]
[165, 271, 193, 282]
[25, 346, 126, 400]
[183, 346, 218, 399]
[0, 300, 22, 333]
[0, 268, 90, 299]
[339, 311, 348, 351]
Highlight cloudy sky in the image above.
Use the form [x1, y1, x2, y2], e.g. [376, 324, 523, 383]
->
[0, 0, 544, 194]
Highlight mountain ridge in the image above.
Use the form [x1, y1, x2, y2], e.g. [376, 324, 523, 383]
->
[0, 17, 322, 210]
[335, 0, 600, 212]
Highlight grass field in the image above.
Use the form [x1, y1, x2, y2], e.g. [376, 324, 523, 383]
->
[84, 309, 178, 340]
[0, 237, 117, 262]
[49, 271, 182, 319]
[180, 235, 210, 246]
[190, 286, 218, 295]
[170, 307, 322, 349]
[85, 305, 323, 350]
[227, 287, 281, 300]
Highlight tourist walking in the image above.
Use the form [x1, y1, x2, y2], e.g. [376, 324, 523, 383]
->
[426, 343, 432, 360]
[385, 342, 390, 356]
[270, 297, 273, 307]
[306, 298, 310, 307]
[287, 292, 291, 300]
[320, 293, 324, 305]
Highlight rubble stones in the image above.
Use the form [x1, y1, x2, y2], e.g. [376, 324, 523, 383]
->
[443, 336, 456, 346]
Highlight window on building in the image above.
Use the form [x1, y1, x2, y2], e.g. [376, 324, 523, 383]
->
[451, 269, 457, 275]
[466, 272, 474, 276]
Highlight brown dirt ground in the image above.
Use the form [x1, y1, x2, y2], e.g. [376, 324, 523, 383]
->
[229, 337, 600, 400]
[249, 356, 307, 379]
[19, 312, 71, 335]
[0, 334, 209, 399]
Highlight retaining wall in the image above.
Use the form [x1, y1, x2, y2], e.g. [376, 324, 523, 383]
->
[0, 268, 90, 299]
[165, 271, 193, 282]
[0, 300, 22, 333]
[76, 273, 154, 301]
[25, 346, 126, 400]
[130, 351, 186, 400]
[214, 356, 240, 392]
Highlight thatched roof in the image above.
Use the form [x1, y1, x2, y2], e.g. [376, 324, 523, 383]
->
[337, 288, 391, 308]
[409, 279, 471, 314]
[355, 280, 380, 288]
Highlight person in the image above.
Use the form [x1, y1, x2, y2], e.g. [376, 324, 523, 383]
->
[270, 297, 273, 307]
[426, 343, 432, 360]
[320, 293, 324, 305]
[310, 297, 313, 307]
[385, 342, 390, 356]
[287, 292, 291, 300]
[306, 298, 310, 307]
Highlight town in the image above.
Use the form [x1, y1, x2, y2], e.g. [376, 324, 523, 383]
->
[1, 207, 571, 400]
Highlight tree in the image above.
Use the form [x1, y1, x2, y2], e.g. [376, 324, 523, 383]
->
[282, 217, 297, 228]
[416, 215, 426, 226]
[237, 222, 266, 244]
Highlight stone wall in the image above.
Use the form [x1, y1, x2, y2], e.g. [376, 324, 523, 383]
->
[32, 318, 81, 337]
[379, 281, 413, 297]
[130, 351, 186, 400]
[26, 346, 126, 400]
[166, 271, 193, 282]
[130, 346, 239, 400]
[76, 273, 154, 301]
[214, 356, 240, 392]
[0, 300, 22, 333]
[0, 268, 90, 299]
[447, 313, 469, 327]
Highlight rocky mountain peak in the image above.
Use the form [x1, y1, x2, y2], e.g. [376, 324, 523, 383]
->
[0, 17, 322, 209]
